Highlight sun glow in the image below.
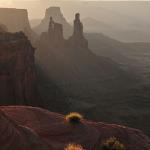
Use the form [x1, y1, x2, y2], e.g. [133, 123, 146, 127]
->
[0, 0, 13, 6]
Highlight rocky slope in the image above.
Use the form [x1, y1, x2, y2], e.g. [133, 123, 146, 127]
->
[0, 106, 150, 150]
[34, 7, 72, 38]
[0, 109, 50, 150]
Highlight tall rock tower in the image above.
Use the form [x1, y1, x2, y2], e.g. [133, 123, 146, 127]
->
[73, 13, 84, 38]
[69, 13, 88, 48]
[47, 17, 64, 45]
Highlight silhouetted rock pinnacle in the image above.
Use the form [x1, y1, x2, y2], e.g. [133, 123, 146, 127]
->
[69, 13, 88, 48]
[73, 13, 84, 38]
[48, 17, 64, 43]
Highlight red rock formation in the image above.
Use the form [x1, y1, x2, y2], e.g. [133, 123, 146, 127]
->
[0, 109, 50, 150]
[1, 106, 150, 150]
[0, 32, 39, 105]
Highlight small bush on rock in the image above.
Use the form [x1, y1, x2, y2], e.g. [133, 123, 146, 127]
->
[65, 112, 83, 124]
[101, 137, 126, 150]
[65, 144, 84, 150]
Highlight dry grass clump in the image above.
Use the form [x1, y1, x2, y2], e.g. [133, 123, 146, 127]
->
[101, 137, 126, 150]
[65, 144, 84, 150]
[65, 112, 83, 124]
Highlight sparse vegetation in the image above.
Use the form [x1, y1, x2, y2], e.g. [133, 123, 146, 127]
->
[65, 144, 84, 150]
[65, 112, 83, 124]
[100, 137, 126, 150]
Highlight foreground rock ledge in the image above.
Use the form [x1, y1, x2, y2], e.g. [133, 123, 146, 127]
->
[0, 106, 150, 150]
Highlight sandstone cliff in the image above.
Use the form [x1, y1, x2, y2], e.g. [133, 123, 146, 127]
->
[1, 106, 150, 150]
[0, 32, 39, 105]
[0, 31, 68, 113]
[34, 7, 72, 38]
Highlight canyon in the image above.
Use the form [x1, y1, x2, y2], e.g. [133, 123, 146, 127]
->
[0, 31, 68, 113]
[0, 5, 150, 139]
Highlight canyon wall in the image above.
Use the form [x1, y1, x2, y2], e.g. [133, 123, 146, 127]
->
[0, 31, 69, 113]
[0, 32, 40, 105]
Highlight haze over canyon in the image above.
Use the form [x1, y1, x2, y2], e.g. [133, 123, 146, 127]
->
[0, 1, 150, 150]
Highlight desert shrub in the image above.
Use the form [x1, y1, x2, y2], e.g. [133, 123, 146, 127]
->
[65, 112, 83, 124]
[65, 144, 84, 150]
[100, 137, 126, 150]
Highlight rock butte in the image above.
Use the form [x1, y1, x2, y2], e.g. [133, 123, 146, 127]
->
[0, 8, 36, 43]
[0, 106, 150, 150]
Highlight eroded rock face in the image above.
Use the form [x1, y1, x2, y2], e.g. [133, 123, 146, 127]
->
[0, 109, 51, 150]
[0, 32, 39, 105]
[1, 106, 150, 150]
[34, 7, 72, 38]
[0, 31, 68, 113]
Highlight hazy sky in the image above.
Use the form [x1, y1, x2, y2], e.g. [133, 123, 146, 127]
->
[0, 0, 150, 21]
[0, 0, 150, 7]
[0, 0, 150, 6]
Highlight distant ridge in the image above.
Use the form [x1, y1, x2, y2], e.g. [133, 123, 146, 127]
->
[0, 8, 36, 42]
[34, 7, 72, 38]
